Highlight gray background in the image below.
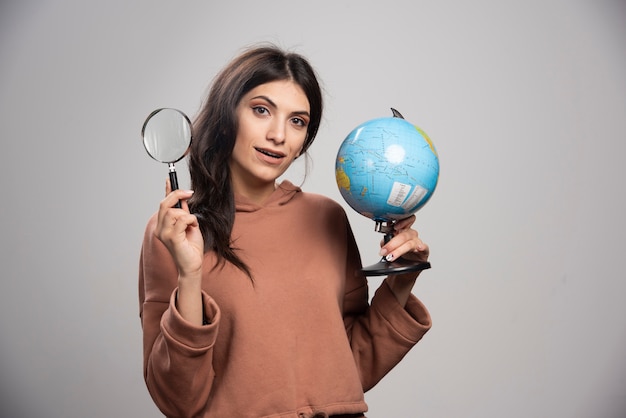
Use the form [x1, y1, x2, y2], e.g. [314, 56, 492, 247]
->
[1, 1, 625, 417]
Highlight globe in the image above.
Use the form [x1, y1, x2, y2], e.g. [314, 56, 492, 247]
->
[335, 109, 439, 275]
[336, 111, 439, 223]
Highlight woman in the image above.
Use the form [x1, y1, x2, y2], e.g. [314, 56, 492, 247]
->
[139, 45, 432, 418]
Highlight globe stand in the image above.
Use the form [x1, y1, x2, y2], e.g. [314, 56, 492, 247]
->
[361, 220, 431, 276]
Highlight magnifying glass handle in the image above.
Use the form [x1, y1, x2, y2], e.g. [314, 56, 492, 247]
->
[168, 163, 182, 209]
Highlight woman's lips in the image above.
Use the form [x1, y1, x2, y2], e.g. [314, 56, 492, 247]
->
[255, 147, 285, 164]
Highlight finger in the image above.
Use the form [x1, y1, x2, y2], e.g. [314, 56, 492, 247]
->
[170, 212, 199, 232]
[379, 227, 417, 252]
[393, 215, 416, 232]
[156, 212, 200, 254]
[383, 240, 429, 262]
[160, 189, 194, 210]
[157, 189, 194, 229]
[180, 197, 190, 212]
[379, 228, 425, 261]
[158, 179, 174, 225]
[381, 239, 417, 261]
[160, 209, 198, 238]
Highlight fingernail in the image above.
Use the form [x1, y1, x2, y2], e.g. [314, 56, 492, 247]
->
[379, 248, 388, 257]
[385, 253, 394, 262]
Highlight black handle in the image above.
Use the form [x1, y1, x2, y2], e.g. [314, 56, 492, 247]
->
[168, 164, 182, 209]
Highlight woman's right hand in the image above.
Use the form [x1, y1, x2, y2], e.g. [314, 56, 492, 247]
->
[154, 180, 204, 278]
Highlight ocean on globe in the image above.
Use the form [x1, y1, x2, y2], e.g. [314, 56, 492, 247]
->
[335, 115, 439, 223]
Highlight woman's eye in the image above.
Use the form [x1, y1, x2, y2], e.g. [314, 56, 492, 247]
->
[253, 106, 269, 115]
[291, 117, 307, 127]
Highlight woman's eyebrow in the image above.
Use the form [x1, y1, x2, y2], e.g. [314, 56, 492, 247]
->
[292, 110, 311, 119]
[251, 95, 276, 107]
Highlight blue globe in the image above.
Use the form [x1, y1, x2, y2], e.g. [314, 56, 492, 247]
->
[335, 113, 439, 223]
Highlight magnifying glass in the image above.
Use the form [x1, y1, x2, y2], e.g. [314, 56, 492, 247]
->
[141, 108, 192, 209]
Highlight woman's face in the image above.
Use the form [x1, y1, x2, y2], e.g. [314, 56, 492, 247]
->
[230, 80, 311, 200]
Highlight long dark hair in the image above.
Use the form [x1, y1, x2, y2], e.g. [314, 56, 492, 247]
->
[188, 45, 323, 277]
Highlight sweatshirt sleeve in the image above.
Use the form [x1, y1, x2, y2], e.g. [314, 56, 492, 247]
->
[342, 219, 432, 392]
[138, 214, 220, 417]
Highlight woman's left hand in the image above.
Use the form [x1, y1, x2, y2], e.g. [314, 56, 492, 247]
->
[378, 215, 430, 265]
[378, 215, 430, 306]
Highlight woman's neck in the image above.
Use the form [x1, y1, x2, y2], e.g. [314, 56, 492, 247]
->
[232, 180, 277, 205]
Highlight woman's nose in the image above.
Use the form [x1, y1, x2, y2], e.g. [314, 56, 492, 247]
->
[267, 119, 286, 143]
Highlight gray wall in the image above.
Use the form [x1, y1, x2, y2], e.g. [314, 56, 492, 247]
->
[1, 1, 625, 417]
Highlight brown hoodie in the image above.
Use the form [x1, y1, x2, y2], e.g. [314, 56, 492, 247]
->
[139, 181, 431, 417]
